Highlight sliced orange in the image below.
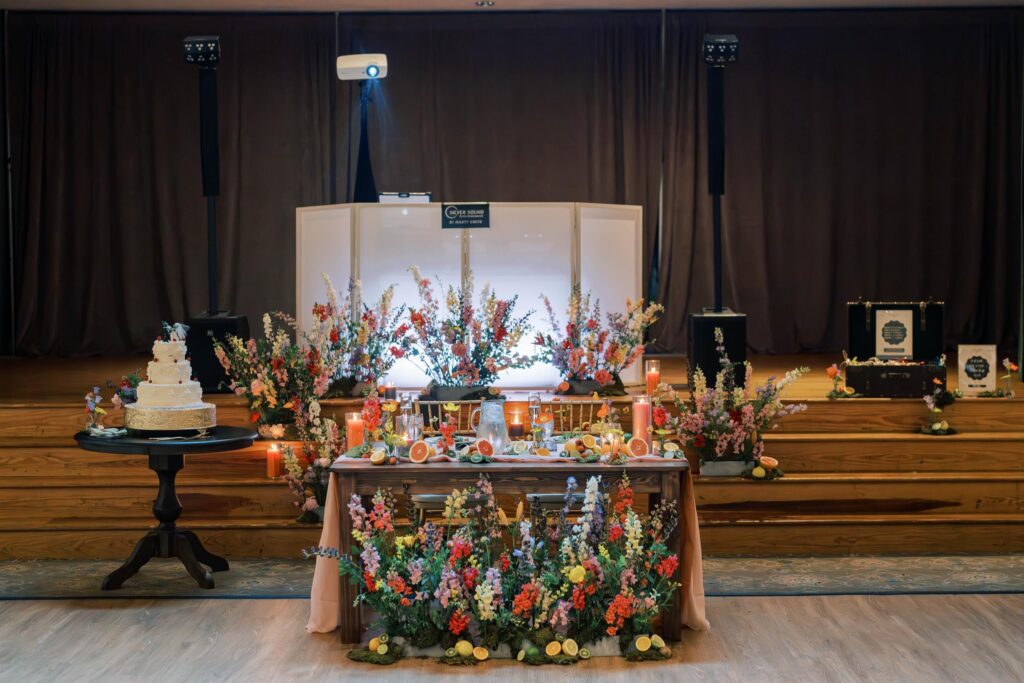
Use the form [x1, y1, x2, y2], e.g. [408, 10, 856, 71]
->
[409, 440, 430, 463]
[534, 447, 551, 456]
[476, 439, 494, 456]
[545, 641, 562, 657]
[759, 455, 778, 470]
[626, 436, 648, 456]
[472, 646, 489, 661]
[581, 434, 598, 450]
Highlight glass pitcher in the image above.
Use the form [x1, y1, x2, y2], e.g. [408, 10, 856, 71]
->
[470, 399, 509, 454]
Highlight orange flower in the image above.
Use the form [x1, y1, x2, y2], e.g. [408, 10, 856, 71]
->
[826, 364, 840, 379]
[932, 377, 943, 386]
[1009, 362, 1020, 372]
[597, 403, 609, 419]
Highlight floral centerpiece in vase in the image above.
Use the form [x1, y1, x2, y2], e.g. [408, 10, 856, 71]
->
[922, 377, 962, 435]
[666, 328, 808, 477]
[213, 313, 332, 439]
[311, 274, 413, 398]
[406, 266, 535, 401]
[535, 290, 663, 395]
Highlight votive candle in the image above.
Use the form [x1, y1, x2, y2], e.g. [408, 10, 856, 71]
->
[345, 412, 365, 449]
[509, 412, 525, 439]
[645, 359, 661, 396]
[632, 395, 651, 452]
[266, 443, 284, 478]
[382, 384, 397, 400]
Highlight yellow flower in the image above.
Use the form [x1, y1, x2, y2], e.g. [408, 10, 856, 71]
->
[395, 534, 415, 548]
[568, 565, 586, 584]
[443, 402, 459, 413]
[382, 401, 398, 413]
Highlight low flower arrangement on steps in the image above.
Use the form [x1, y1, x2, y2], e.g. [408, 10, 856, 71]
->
[305, 474, 680, 665]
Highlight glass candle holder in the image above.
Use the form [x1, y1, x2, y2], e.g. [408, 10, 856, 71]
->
[396, 414, 423, 444]
[632, 395, 652, 451]
[382, 384, 398, 400]
[345, 412, 365, 449]
[645, 359, 661, 396]
[509, 412, 525, 439]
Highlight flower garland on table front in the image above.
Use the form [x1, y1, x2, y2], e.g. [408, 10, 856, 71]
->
[534, 290, 663, 392]
[311, 274, 414, 394]
[660, 328, 808, 474]
[306, 473, 680, 665]
[405, 266, 536, 388]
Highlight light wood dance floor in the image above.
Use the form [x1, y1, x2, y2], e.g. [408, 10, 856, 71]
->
[0, 594, 1021, 682]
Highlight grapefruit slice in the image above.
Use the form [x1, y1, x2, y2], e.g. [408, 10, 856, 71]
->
[626, 437, 648, 456]
[562, 638, 579, 657]
[545, 641, 562, 657]
[472, 646, 489, 661]
[409, 440, 430, 463]
[758, 455, 778, 470]
[476, 439, 494, 456]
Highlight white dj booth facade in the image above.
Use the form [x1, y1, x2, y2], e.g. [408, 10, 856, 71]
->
[295, 202, 643, 389]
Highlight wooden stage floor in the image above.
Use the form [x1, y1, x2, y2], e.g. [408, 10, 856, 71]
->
[0, 594, 1021, 682]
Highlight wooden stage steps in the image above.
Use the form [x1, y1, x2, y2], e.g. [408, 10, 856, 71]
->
[0, 354, 1021, 559]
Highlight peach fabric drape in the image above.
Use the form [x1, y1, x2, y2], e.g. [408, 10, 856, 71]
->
[306, 471, 709, 634]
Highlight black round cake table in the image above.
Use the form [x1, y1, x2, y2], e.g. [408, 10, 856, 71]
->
[74, 426, 257, 590]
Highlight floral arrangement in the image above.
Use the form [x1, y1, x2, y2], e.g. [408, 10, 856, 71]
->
[213, 313, 331, 428]
[979, 358, 1019, 398]
[307, 473, 680, 665]
[282, 445, 332, 523]
[825, 357, 860, 399]
[107, 371, 143, 407]
[922, 378, 962, 435]
[406, 266, 535, 388]
[534, 291, 663, 393]
[664, 328, 808, 465]
[311, 275, 414, 393]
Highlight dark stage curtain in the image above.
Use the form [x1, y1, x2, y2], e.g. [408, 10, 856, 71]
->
[335, 11, 663, 283]
[8, 12, 335, 355]
[655, 9, 1024, 354]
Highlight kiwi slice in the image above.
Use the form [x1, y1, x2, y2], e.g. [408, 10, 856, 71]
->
[378, 634, 390, 644]
[579, 648, 591, 660]
[445, 647, 457, 659]
[516, 649, 526, 662]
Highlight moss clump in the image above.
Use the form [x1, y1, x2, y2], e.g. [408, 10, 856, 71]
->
[347, 643, 404, 665]
[437, 654, 479, 666]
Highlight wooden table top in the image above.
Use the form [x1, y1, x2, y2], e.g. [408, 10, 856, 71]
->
[330, 457, 690, 474]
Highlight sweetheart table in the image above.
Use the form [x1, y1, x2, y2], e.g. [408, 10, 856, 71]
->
[307, 457, 709, 643]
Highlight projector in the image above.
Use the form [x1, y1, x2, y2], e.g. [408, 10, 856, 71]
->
[337, 53, 388, 81]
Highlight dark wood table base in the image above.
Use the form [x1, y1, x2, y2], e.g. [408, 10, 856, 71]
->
[103, 452, 229, 590]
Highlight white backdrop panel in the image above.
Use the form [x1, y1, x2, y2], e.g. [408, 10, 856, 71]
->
[468, 203, 574, 388]
[295, 205, 351, 334]
[357, 205, 463, 388]
[579, 204, 643, 385]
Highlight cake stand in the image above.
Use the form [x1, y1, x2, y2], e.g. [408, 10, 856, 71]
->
[74, 426, 257, 590]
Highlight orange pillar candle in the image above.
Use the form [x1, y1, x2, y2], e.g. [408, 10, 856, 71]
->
[632, 395, 652, 452]
[645, 359, 661, 396]
[266, 443, 284, 478]
[345, 412, 365, 449]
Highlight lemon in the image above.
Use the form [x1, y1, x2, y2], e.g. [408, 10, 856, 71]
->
[368, 637, 381, 652]
[635, 635, 652, 652]
[578, 648, 591, 660]
[512, 440, 530, 454]
[455, 640, 474, 658]
[369, 449, 387, 465]
[472, 646, 489, 661]
[650, 634, 665, 649]
[376, 643, 389, 655]
[751, 466, 766, 479]
[545, 641, 562, 657]
[562, 638, 579, 657]
[516, 649, 526, 662]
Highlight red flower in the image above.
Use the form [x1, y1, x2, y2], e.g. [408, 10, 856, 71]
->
[693, 434, 706, 449]
[656, 554, 679, 578]
[594, 369, 613, 386]
[389, 346, 405, 358]
[534, 334, 546, 346]
[608, 525, 624, 542]
[499, 553, 511, 572]
[572, 585, 587, 610]
[250, 412, 259, 423]
[494, 327, 507, 343]
[462, 566, 479, 591]
[400, 597, 411, 607]
[363, 571, 376, 592]
[395, 323, 410, 336]
[329, 328, 339, 344]
[448, 611, 470, 635]
[512, 583, 539, 618]
[653, 406, 668, 428]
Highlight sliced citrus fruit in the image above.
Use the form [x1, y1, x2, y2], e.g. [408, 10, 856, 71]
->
[635, 635, 652, 652]
[562, 638, 579, 657]
[534, 447, 551, 456]
[563, 442, 578, 454]
[455, 640, 473, 658]
[581, 434, 598, 450]
[376, 643, 389, 655]
[368, 637, 381, 652]
[517, 649, 526, 661]
[759, 455, 778, 470]
[626, 436, 648, 456]
[472, 646, 489, 661]
[476, 439, 494, 456]
[650, 634, 665, 649]
[557, 381, 570, 393]
[369, 449, 387, 465]
[578, 648, 591, 660]
[545, 641, 562, 657]
[409, 440, 430, 463]
[512, 440, 530, 454]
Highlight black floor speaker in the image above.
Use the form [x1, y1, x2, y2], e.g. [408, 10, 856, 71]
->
[186, 311, 249, 392]
[688, 309, 747, 388]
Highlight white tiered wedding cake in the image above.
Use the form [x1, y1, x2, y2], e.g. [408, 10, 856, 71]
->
[125, 323, 216, 434]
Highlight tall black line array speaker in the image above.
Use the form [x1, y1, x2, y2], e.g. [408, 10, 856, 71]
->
[183, 36, 248, 392]
[689, 310, 747, 388]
